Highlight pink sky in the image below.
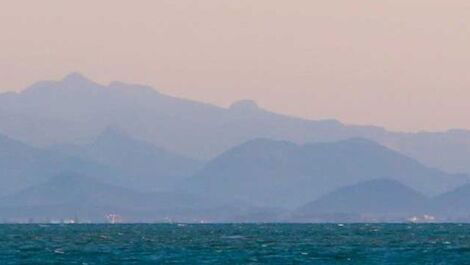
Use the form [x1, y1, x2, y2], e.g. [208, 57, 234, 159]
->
[1, 0, 470, 132]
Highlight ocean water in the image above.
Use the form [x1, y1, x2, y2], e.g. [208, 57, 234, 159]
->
[1, 224, 470, 264]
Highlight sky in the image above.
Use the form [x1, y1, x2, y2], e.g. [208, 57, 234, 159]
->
[1, 0, 470, 132]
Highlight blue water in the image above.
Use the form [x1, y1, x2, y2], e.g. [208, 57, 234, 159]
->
[1, 224, 470, 264]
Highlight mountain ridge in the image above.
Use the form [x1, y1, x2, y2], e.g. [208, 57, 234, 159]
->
[49, 126, 203, 192]
[2, 73, 470, 175]
[296, 179, 429, 217]
[0, 129, 134, 195]
[187, 137, 468, 208]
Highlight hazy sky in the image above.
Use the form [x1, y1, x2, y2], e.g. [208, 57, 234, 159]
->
[1, 0, 470, 132]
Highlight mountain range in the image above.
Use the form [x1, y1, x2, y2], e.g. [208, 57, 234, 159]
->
[0, 132, 117, 196]
[2, 73, 470, 222]
[1, 73, 470, 176]
[188, 138, 467, 208]
[0, 173, 283, 223]
[0, 127, 202, 196]
[295, 179, 429, 221]
[294, 178, 470, 222]
[3, 171, 470, 222]
[49, 127, 202, 191]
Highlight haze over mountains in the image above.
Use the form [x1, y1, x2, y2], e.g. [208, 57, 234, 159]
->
[0, 127, 200, 196]
[50, 127, 202, 192]
[296, 179, 429, 220]
[2, 73, 470, 175]
[188, 138, 466, 208]
[2, 73, 470, 222]
[0, 174, 230, 223]
[0, 132, 117, 196]
[294, 179, 470, 222]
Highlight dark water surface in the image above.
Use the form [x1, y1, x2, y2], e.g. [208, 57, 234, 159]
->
[1, 224, 470, 264]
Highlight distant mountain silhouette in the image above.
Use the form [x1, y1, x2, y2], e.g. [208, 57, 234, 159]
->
[3, 73, 470, 175]
[188, 138, 467, 208]
[432, 184, 470, 217]
[295, 179, 428, 219]
[1, 173, 147, 208]
[0, 133, 118, 196]
[0, 173, 280, 222]
[50, 127, 203, 191]
[0, 173, 173, 221]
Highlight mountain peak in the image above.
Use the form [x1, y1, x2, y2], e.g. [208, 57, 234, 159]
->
[59, 72, 101, 90]
[62, 72, 90, 83]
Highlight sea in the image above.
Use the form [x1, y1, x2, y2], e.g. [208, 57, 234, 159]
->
[1, 223, 469, 264]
